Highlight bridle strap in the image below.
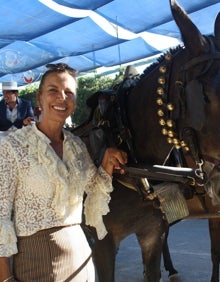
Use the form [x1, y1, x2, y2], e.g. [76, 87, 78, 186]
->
[184, 53, 220, 70]
[203, 155, 220, 166]
[182, 127, 202, 165]
[177, 40, 220, 183]
[183, 35, 220, 70]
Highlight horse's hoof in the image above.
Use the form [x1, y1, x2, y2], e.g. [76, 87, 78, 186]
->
[169, 273, 181, 282]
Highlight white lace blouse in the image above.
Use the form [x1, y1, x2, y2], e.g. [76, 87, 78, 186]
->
[0, 124, 113, 257]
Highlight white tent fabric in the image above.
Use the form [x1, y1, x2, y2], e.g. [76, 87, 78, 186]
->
[0, 0, 219, 86]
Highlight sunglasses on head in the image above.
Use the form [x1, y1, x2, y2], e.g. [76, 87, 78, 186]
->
[46, 63, 77, 74]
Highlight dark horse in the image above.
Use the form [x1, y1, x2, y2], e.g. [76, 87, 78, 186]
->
[73, 0, 220, 281]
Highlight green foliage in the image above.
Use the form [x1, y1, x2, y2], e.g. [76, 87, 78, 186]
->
[19, 83, 39, 108]
[73, 73, 123, 125]
[17, 72, 124, 126]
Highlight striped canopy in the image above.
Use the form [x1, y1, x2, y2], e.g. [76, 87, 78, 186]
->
[0, 0, 219, 85]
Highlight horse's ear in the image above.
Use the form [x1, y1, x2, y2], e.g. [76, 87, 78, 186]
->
[214, 12, 220, 50]
[185, 80, 205, 130]
[170, 0, 209, 56]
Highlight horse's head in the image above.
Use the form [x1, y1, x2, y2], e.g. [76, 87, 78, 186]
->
[170, 0, 220, 158]
[124, 0, 220, 203]
[170, 0, 220, 204]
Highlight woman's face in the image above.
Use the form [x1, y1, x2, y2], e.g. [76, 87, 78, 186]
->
[38, 72, 77, 124]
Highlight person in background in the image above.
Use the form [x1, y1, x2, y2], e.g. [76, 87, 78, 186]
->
[0, 81, 34, 131]
[0, 63, 127, 282]
[0, 83, 3, 101]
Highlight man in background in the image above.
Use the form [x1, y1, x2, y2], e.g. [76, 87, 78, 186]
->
[0, 81, 34, 131]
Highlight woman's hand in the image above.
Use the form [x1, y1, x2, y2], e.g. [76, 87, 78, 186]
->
[23, 116, 34, 126]
[101, 147, 128, 176]
[0, 257, 12, 282]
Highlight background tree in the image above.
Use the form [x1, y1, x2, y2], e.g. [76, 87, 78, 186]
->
[19, 83, 39, 108]
[74, 72, 123, 125]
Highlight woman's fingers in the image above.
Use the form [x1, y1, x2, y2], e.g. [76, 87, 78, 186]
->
[101, 148, 128, 176]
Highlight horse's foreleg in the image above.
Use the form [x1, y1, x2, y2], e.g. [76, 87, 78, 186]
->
[136, 226, 166, 282]
[93, 234, 118, 282]
[162, 227, 179, 280]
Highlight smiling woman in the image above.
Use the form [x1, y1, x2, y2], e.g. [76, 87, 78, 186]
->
[36, 63, 78, 137]
[0, 63, 127, 282]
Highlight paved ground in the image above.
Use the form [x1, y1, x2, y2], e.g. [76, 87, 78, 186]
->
[114, 219, 212, 282]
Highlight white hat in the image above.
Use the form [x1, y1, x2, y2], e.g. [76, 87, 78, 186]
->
[124, 65, 139, 79]
[2, 81, 18, 90]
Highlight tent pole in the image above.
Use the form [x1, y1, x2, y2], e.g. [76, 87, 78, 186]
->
[116, 17, 122, 75]
[92, 45, 97, 79]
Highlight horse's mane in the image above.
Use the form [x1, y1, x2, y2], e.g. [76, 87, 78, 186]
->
[140, 45, 184, 80]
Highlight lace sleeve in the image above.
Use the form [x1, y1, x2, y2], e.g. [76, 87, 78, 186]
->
[69, 134, 113, 240]
[84, 159, 113, 240]
[0, 141, 18, 256]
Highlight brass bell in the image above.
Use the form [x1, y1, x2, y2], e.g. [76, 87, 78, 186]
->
[173, 138, 179, 145]
[175, 144, 181, 149]
[157, 87, 164, 95]
[159, 118, 166, 126]
[159, 66, 167, 73]
[167, 130, 174, 138]
[157, 109, 164, 117]
[166, 119, 174, 128]
[184, 146, 190, 152]
[161, 128, 168, 135]
[158, 77, 165, 85]
[167, 103, 174, 111]
[167, 137, 173, 144]
[180, 140, 187, 147]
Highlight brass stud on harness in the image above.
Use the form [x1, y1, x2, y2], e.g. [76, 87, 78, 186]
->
[165, 53, 172, 61]
[167, 103, 174, 111]
[157, 87, 165, 95]
[161, 128, 168, 135]
[159, 66, 167, 73]
[156, 98, 163, 105]
[167, 130, 174, 138]
[167, 137, 173, 144]
[158, 77, 166, 85]
[156, 51, 190, 152]
[166, 119, 175, 128]
[157, 109, 164, 116]
[159, 118, 166, 126]
[173, 138, 179, 145]
[180, 140, 187, 147]
[180, 140, 190, 151]
[175, 144, 181, 149]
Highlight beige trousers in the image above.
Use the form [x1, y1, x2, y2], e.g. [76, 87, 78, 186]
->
[13, 225, 95, 282]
